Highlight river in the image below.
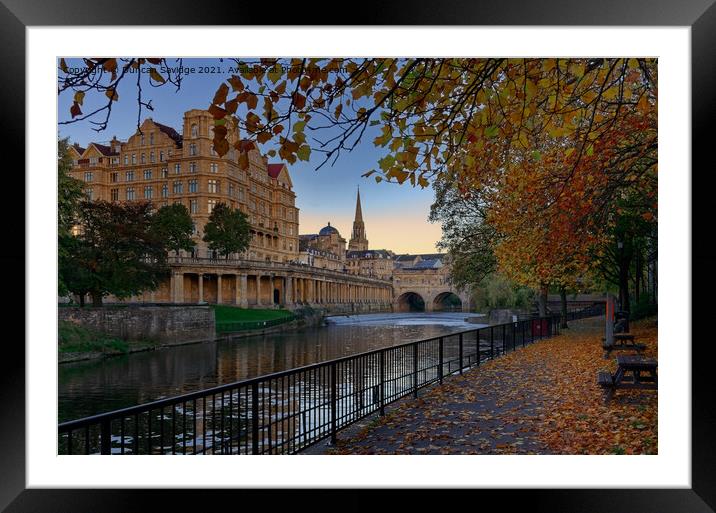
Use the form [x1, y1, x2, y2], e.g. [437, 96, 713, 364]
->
[58, 312, 487, 423]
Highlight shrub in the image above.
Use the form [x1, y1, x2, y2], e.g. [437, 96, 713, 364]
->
[630, 294, 657, 320]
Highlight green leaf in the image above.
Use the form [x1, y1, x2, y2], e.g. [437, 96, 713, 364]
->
[485, 125, 499, 138]
[296, 145, 311, 161]
[378, 154, 395, 171]
[293, 120, 307, 133]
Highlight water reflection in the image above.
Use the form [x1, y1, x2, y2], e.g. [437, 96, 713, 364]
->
[59, 312, 486, 423]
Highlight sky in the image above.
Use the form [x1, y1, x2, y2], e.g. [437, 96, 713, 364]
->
[58, 58, 444, 254]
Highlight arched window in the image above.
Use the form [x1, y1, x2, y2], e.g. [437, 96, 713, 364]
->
[191, 124, 198, 138]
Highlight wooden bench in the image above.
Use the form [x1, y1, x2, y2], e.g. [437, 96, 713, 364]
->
[596, 356, 657, 404]
[602, 333, 635, 343]
[602, 333, 646, 358]
[597, 370, 615, 402]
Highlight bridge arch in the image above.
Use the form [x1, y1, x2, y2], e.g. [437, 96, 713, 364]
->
[432, 291, 463, 312]
[395, 291, 426, 312]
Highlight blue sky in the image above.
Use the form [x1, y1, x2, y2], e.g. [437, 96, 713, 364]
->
[58, 58, 443, 253]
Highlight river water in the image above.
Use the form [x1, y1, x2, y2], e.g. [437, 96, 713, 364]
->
[58, 312, 487, 423]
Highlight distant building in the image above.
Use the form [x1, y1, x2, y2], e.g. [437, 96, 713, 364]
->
[346, 249, 395, 280]
[393, 253, 446, 270]
[298, 229, 345, 271]
[298, 222, 347, 271]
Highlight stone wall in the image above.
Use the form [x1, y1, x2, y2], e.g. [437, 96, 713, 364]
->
[58, 306, 215, 345]
[488, 308, 531, 325]
[313, 302, 393, 315]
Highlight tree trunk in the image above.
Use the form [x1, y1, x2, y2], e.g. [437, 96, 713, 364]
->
[91, 291, 103, 307]
[560, 286, 568, 329]
[634, 243, 642, 304]
[78, 294, 85, 307]
[537, 283, 548, 317]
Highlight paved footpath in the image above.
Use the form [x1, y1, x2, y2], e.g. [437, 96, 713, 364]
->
[302, 316, 658, 455]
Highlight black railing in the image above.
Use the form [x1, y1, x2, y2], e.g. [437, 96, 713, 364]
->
[58, 304, 603, 455]
[563, 302, 604, 321]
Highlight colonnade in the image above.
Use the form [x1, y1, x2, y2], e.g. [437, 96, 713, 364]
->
[168, 269, 392, 308]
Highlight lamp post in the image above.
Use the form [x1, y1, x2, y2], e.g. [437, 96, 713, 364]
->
[616, 238, 630, 326]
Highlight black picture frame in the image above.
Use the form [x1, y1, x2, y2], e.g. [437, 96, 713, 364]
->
[4, 1, 714, 511]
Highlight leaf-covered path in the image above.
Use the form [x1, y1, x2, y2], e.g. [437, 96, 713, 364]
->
[316, 316, 657, 455]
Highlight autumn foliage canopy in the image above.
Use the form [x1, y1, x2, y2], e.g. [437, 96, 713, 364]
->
[60, 57, 657, 290]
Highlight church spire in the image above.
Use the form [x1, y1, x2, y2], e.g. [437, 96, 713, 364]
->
[354, 186, 363, 222]
[348, 186, 369, 251]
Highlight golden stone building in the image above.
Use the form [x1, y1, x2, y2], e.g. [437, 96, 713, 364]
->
[69, 109, 300, 263]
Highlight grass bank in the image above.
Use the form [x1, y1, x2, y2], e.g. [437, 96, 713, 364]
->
[211, 305, 292, 322]
[58, 320, 154, 355]
[212, 305, 296, 333]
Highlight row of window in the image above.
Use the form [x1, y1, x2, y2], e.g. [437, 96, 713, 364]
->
[82, 164, 293, 209]
[119, 144, 219, 165]
[123, 150, 169, 165]
[92, 176, 293, 221]
[103, 162, 220, 183]
[107, 180, 218, 198]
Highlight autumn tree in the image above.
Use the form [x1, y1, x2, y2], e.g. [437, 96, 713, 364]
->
[202, 203, 251, 259]
[59, 58, 657, 309]
[429, 170, 497, 289]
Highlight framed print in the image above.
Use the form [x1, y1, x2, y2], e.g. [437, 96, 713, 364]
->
[4, 0, 715, 510]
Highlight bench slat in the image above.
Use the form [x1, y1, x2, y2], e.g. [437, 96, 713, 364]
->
[597, 371, 613, 387]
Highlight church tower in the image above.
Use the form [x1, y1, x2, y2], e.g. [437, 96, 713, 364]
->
[348, 187, 369, 251]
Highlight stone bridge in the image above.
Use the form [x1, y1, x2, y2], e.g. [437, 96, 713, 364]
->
[392, 267, 471, 312]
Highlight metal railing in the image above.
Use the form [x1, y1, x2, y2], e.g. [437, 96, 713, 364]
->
[57, 304, 603, 455]
[564, 302, 604, 321]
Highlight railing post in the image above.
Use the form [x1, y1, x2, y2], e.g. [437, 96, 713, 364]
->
[413, 343, 419, 398]
[438, 337, 444, 384]
[251, 382, 259, 454]
[458, 333, 463, 374]
[379, 350, 385, 416]
[476, 330, 481, 366]
[512, 322, 516, 351]
[502, 324, 506, 355]
[490, 326, 494, 360]
[100, 419, 111, 455]
[330, 363, 337, 445]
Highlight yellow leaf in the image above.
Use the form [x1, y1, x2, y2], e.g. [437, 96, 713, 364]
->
[267, 65, 282, 84]
[73, 91, 85, 106]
